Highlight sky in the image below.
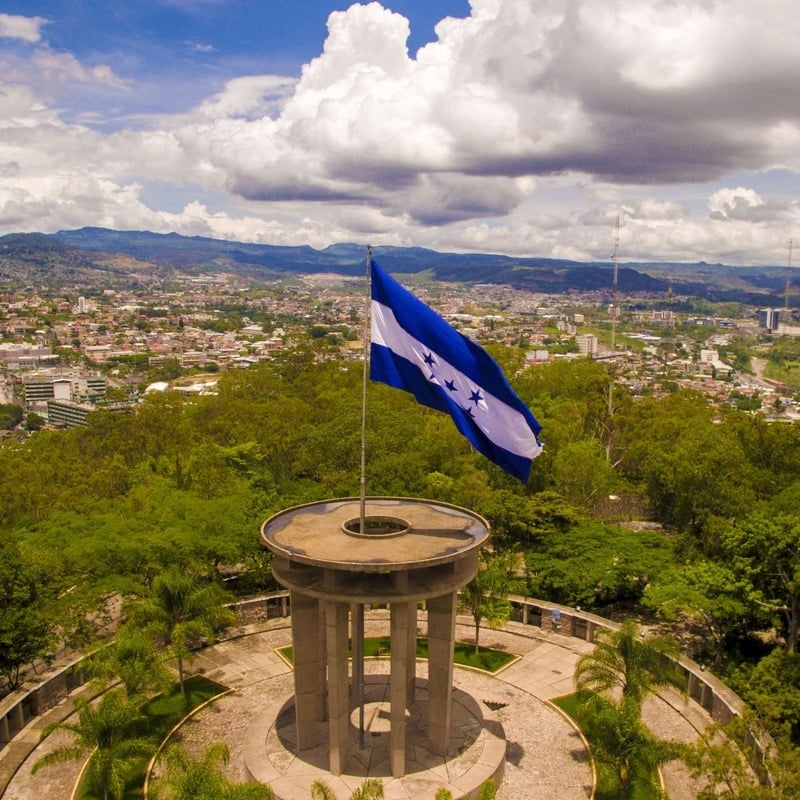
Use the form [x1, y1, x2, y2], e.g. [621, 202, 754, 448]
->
[0, 0, 798, 266]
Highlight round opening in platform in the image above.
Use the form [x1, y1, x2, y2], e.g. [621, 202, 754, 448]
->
[342, 515, 410, 538]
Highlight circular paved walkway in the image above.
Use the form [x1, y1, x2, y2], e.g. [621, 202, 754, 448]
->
[3, 614, 711, 799]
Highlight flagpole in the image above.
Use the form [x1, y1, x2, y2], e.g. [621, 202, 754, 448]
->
[357, 245, 371, 749]
[360, 245, 371, 533]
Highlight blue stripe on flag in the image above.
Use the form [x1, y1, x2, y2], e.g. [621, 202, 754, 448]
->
[370, 260, 542, 482]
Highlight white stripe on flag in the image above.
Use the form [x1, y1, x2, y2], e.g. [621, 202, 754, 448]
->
[372, 298, 542, 460]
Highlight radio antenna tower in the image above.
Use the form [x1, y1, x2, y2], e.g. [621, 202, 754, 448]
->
[611, 213, 620, 353]
[785, 239, 794, 311]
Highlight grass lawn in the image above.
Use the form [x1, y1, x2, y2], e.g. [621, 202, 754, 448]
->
[78, 675, 226, 800]
[553, 693, 664, 800]
[764, 360, 800, 390]
[278, 637, 516, 674]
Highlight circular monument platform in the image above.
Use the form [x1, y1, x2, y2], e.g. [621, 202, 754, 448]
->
[262, 497, 489, 604]
[243, 675, 506, 800]
[259, 497, 499, 795]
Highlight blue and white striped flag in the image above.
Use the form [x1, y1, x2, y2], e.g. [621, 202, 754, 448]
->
[370, 260, 542, 482]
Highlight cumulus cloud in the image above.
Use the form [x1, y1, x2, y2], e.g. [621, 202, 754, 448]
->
[0, 1, 799, 264]
[179, 0, 800, 219]
[0, 14, 47, 43]
[709, 187, 789, 223]
[197, 76, 298, 121]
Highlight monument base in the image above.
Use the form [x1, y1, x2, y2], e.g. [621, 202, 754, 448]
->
[244, 675, 506, 800]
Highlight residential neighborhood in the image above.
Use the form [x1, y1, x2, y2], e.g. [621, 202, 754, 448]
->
[1, 265, 797, 430]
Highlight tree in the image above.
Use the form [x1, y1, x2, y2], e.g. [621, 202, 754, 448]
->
[32, 687, 151, 800]
[154, 742, 274, 800]
[24, 410, 45, 431]
[683, 715, 763, 800]
[721, 511, 800, 652]
[643, 561, 754, 667]
[127, 568, 236, 696]
[309, 779, 384, 800]
[682, 713, 800, 800]
[551, 438, 619, 510]
[0, 537, 58, 692]
[618, 392, 756, 537]
[582, 696, 684, 800]
[737, 648, 800, 741]
[0, 403, 22, 429]
[575, 619, 686, 715]
[84, 623, 172, 699]
[524, 521, 675, 610]
[459, 553, 518, 654]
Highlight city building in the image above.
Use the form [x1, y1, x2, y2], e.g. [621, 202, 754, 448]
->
[758, 308, 780, 332]
[576, 333, 598, 356]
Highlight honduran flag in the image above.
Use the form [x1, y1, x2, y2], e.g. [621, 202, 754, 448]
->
[370, 260, 542, 482]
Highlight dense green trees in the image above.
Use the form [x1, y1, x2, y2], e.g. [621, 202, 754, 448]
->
[2, 347, 800, 753]
[0, 403, 22, 429]
[0, 535, 59, 691]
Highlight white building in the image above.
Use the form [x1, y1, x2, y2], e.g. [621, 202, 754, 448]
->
[576, 334, 598, 356]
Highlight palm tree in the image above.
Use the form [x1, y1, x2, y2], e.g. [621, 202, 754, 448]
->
[154, 742, 274, 800]
[583, 698, 683, 800]
[310, 778, 383, 799]
[459, 553, 517, 654]
[575, 619, 686, 714]
[32, 686, 151, 800]
[84, 623, 172, 699]
[127, 568, 236, 696]
[311, 781, 337, 800]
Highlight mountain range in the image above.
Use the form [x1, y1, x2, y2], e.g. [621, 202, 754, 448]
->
[0, 227, 793, 306]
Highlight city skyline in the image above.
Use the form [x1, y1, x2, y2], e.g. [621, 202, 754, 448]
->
[0, 0, 798, 266]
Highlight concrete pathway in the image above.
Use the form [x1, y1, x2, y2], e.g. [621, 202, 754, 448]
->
[2, 614, 713, 800]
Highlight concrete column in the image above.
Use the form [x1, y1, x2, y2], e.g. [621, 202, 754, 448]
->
[390, 601, 412, 777]
[326, 600, 350, 775]
[699, 679, 713, 710]
[351, 603, 362, 711]
[406, 603, 417, 706]
[426, 591, 457, 756]
[290, 591, 322, 750]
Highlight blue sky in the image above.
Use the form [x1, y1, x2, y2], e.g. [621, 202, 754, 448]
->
[0, 1, 798, 265]
[0, 1, 470, 120]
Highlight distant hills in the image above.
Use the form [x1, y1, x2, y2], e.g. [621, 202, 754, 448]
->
[0, 226, 793, 305]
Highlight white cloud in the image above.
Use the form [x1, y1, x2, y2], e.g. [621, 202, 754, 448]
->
[0, 0, 799, 265]
[197, 76, 297, 121]
[708, 187, 789, 223]
[0, 14, 47, 43]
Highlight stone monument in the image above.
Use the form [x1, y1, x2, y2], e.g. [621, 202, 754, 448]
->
[258, 496, 505, 797]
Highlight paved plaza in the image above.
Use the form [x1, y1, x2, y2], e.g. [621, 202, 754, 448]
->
[2, 614, 712, 799]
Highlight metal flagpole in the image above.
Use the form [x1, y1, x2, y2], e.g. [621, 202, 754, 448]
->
[360, 245, 371, 533]
[357, 244, 371, 747]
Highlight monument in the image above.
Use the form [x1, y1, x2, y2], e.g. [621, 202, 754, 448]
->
[257, 496, 507, 799]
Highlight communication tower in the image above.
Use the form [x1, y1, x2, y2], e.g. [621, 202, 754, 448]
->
[610, 213, 620, 352]
[785, 239, 794, 311]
